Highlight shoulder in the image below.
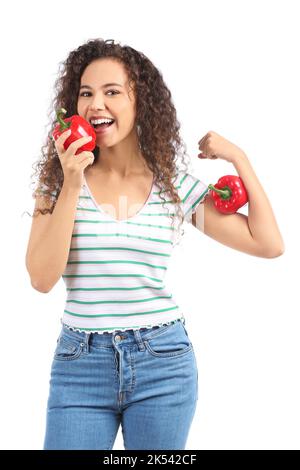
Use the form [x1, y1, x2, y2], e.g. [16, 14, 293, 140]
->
[174, 170, 209, 223]
[176, 170, 209, 200]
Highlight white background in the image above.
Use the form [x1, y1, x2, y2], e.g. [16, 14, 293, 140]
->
[1, 0, 299, 450]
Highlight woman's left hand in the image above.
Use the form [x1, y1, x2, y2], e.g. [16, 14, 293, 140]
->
[198, 130, 246, 163]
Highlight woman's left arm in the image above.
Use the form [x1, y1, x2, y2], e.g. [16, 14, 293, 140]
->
[230, 152, 284, 254]
[192, 131, 285, 258]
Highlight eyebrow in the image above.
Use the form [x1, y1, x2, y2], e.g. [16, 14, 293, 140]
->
[79, 83, 123, 90]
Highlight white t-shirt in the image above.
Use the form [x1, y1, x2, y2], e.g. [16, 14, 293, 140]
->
[38, 170, 209, 334]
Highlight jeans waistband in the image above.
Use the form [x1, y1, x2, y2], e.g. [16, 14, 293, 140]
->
[60, 317, 185, 349]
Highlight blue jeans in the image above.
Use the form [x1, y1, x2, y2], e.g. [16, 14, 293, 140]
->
[43, 318, 198, 450]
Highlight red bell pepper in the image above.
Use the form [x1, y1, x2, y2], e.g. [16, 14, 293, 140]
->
[208, 175, 248, 214]
[52, 108, 96, 155]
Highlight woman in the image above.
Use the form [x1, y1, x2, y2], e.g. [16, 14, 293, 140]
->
[26, 38, 284, 450]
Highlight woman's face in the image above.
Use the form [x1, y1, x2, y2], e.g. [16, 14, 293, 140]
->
[77, 58, 138, 147]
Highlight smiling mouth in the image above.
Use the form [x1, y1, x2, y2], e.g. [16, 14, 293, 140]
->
[90, 120, 115, 130]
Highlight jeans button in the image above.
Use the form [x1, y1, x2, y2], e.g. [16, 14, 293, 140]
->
[115, 335, 121, 341]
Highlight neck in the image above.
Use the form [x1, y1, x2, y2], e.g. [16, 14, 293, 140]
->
[95, 152, 147, 177]
[93, 135, 149, 178]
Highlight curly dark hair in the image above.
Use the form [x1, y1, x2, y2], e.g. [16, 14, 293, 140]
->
[27, 38, 194, 243]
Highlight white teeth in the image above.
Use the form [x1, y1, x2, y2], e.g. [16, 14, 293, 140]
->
[90, 118, 114, 125]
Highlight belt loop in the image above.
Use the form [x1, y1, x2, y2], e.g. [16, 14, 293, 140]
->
[181, 319, 189, 336]
[84, 332, 92, 352]
[133, 328, 146, 351]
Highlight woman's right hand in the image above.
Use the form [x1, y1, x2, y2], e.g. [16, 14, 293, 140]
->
[54, 130, 95, 190]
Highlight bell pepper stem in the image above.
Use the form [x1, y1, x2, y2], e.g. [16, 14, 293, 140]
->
[56, 108, 71, 131]
[208, 184, 232, 199]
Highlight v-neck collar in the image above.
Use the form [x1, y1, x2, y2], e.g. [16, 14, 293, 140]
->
[83, 173, 155, 223]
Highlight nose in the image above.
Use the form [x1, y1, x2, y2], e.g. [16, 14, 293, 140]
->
[88, 92, 107, 110]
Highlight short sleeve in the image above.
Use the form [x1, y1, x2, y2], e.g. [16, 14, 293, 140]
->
[179, 172, 210, 223]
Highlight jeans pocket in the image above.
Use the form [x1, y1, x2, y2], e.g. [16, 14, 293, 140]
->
[54, 335, 84, 361]
[144, 323, 193, 358]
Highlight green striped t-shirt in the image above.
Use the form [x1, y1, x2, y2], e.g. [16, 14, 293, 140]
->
[53, 170, 209, 334]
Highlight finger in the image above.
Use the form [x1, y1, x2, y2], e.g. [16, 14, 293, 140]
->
[198, 133, 206, 145]
[83, 154, 95, 166]
[54, 129, 72, 153]
[56, 129, 72, 143]
[199, 137, 210, 155]
[206, 154, 217, 159]
[78, 153, 95, 168]
[198, 152, 217, 160]
[63, 135, 93, 159]
[76, 151, 94, 162]
[198, 133, 209, 148]
[67, 135, 93, 151]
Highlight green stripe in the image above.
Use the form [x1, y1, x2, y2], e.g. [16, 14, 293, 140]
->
[69, 246, 171, 257]
[72, 233, 172, 244]
[153, 190, 165, 195]
[62, 274, 163, 282]
[66, 295, 172, 305]
[74, 219, 175, 231]
[66, 286, 166, 291]
[74, 219, 175, 230]
[127, 212, 176, 216]
[179, 174, 189, 185]
[182, 178, 202, 203]
[67, 260, 167, 270]
[75, 218, 116, 222]
[63, 305, 179, 318]
[152, 181, 183, 193]
[122, 221, 175, 230]
[77, 207, 101, 212]
[148, 201, 174, 205]
[191, 187, 210, 210]
[79, 194, 174, 202]
[76, 208, 176, 216]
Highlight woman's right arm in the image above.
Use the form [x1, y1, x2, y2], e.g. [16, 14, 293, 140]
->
[25, 184, 81, 292]
[25, 131, 95, 293]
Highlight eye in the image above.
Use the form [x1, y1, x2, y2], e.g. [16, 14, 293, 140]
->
[107, 90, 120, 96]
[79, 90, 120, 97]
